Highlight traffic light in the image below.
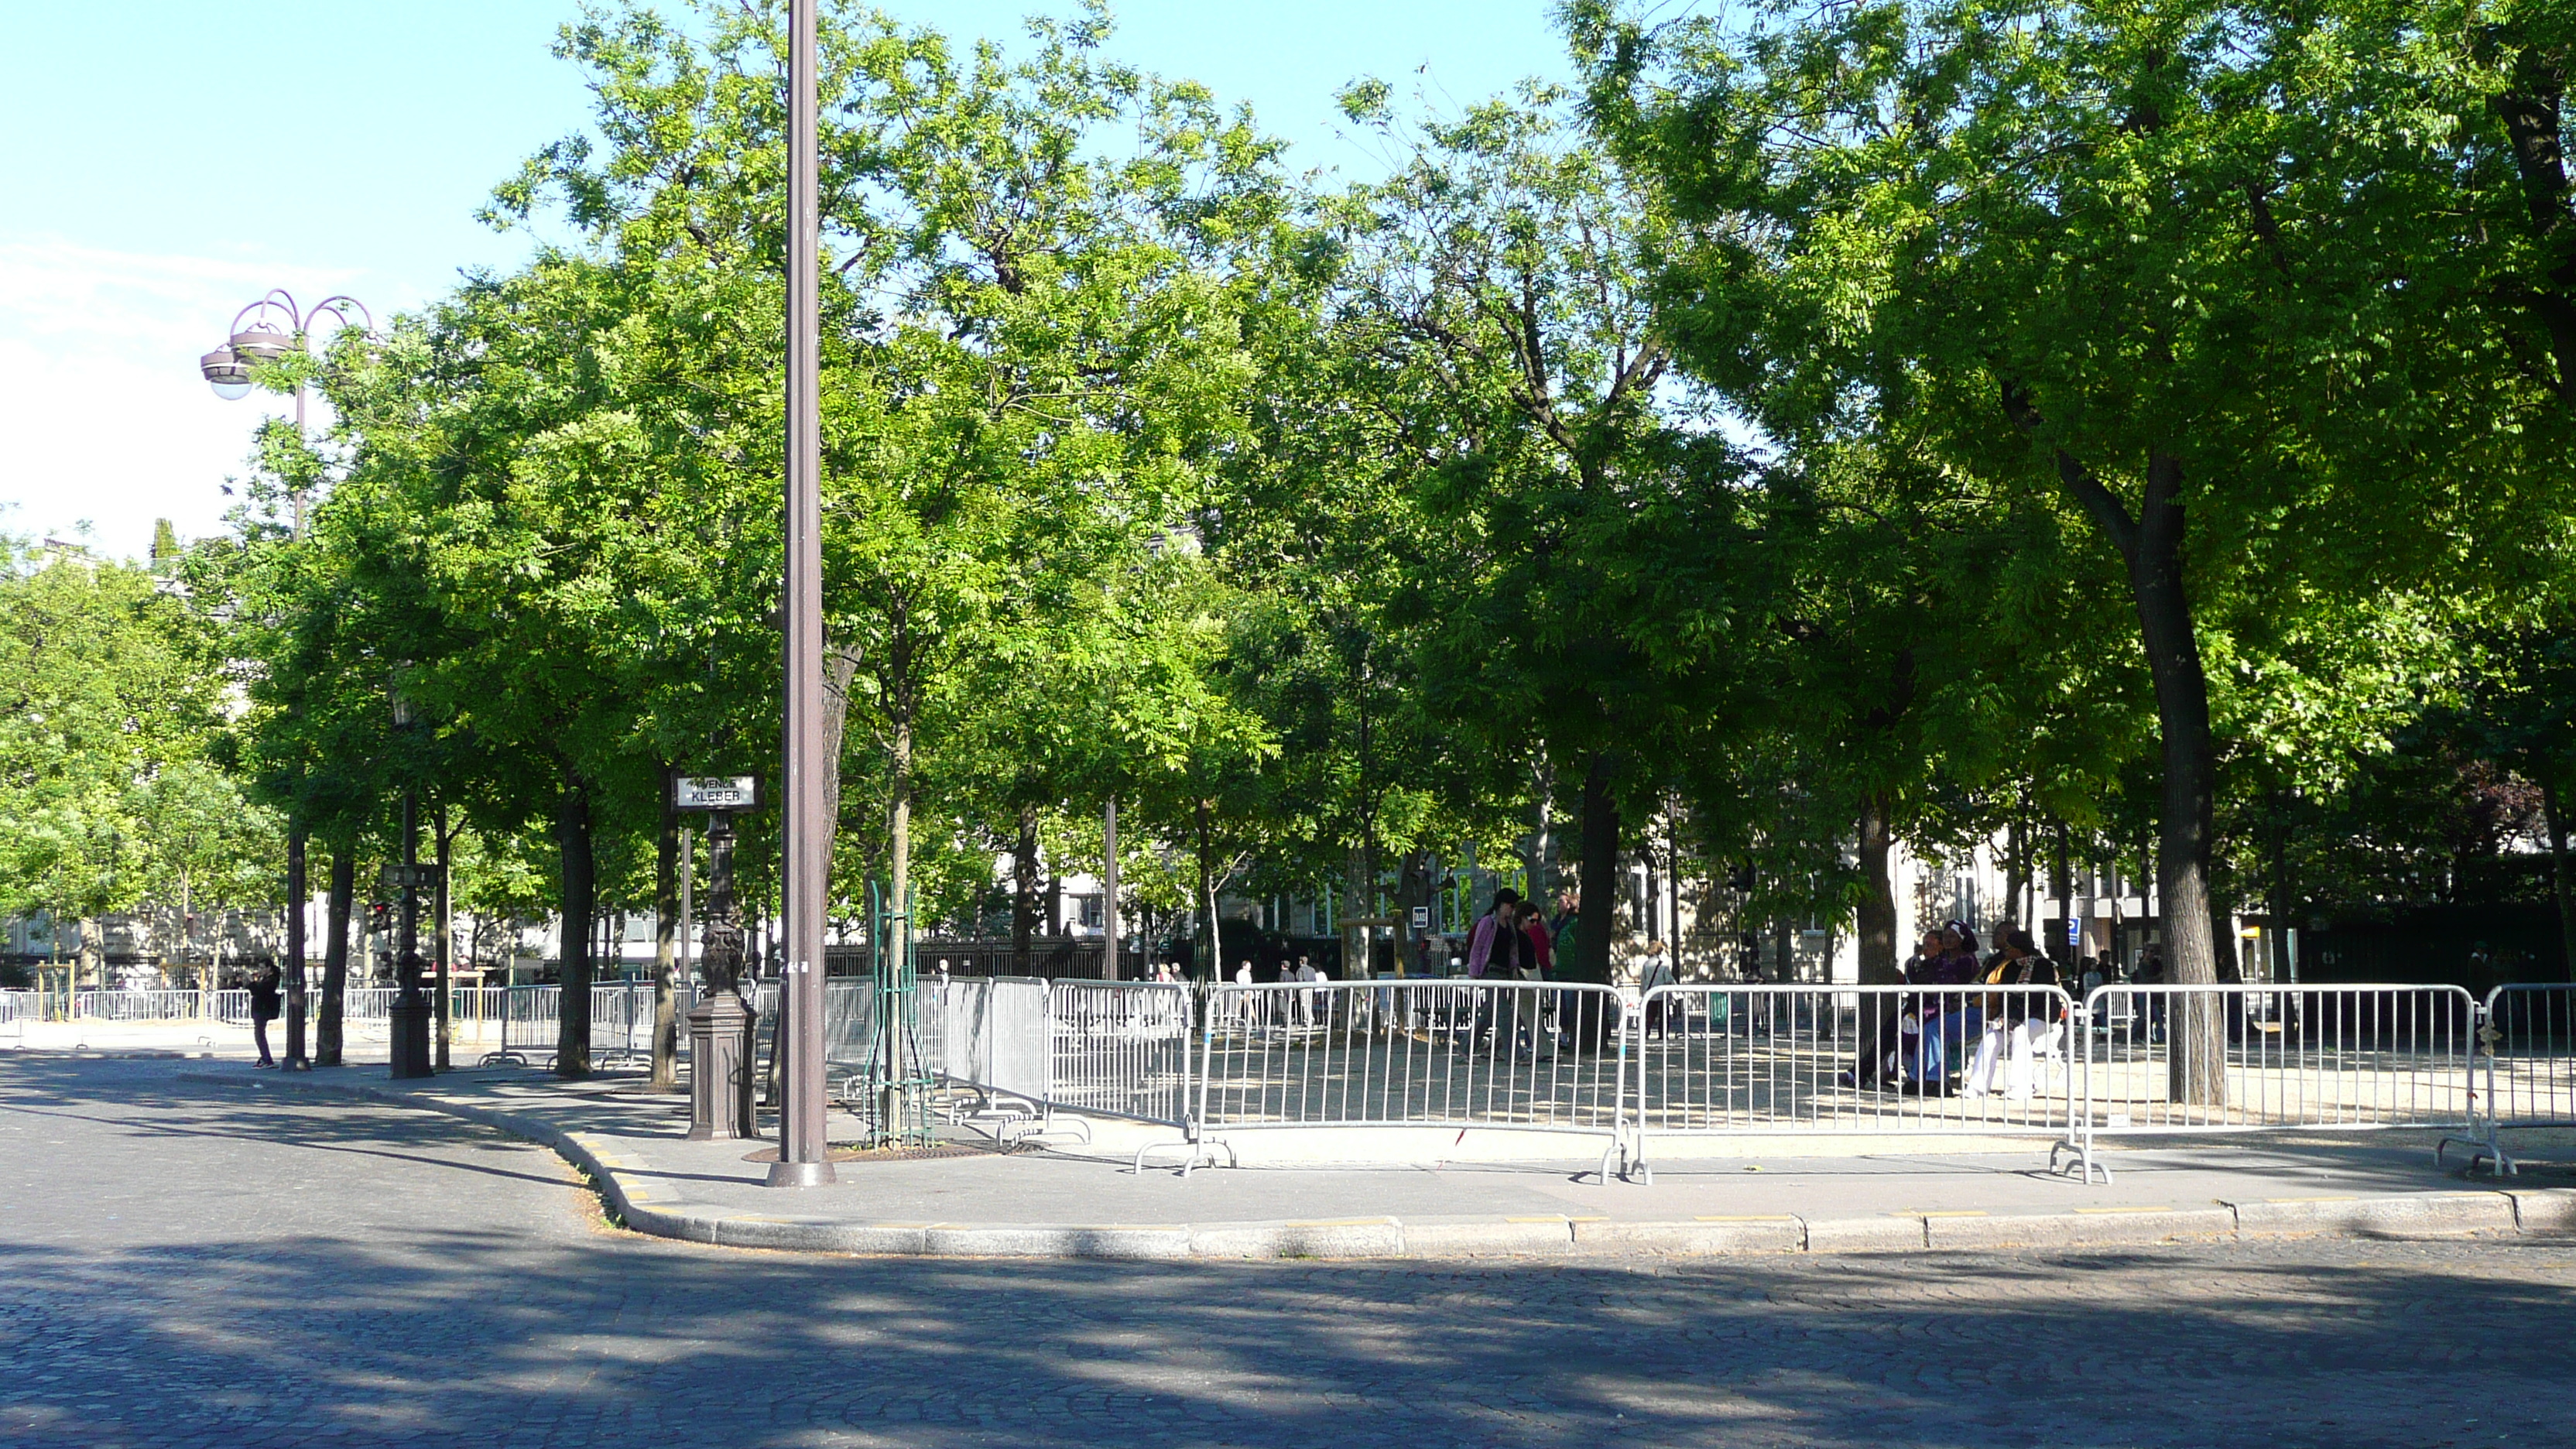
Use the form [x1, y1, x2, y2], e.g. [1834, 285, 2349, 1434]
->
[368, 902, 392, 933]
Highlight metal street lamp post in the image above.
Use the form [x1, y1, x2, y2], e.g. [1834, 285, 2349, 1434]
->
[200, 290, 372, 536]
[203, 290, 371, 1074]
[387, 686, 433, 1080]
[770, 0, 834, 1188]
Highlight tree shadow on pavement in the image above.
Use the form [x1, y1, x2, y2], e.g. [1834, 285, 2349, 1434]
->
[7, 1053, 2576, 1449]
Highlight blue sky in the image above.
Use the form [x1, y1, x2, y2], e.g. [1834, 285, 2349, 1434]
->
[0, 1, 1582, 560]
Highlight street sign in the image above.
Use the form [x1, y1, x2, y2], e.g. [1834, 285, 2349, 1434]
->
[378, 865, 432, 890]
[674, 774, 760, 811]
[1410, 906, 1431, 930]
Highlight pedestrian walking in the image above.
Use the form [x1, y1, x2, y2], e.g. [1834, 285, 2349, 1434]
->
[1464, 890, 1526, 1051]
[1464, 890, 1524, 979]
[248, 964, 283, 1068]
[1638, 940, 1677, 1040]
[1522, 907, 1554, 979]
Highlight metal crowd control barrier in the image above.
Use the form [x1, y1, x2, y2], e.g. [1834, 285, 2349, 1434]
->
[587, 982, 653, 1067]
[1628, 983, 2078, 1184]
[70, 989, 210, 1021]
[481, 986, 560, 1066]
[2448, 983, 2576, 1174]
[1046, 980, 1192, 1127]
[817, 978, 877, 1103]
[2061, 983, 2478, 1185]
[1189, 978, 1629, 1177]
[916, 977, 1050, 1108]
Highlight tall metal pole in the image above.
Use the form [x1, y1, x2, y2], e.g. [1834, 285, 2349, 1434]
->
[769, 0, 834, 1187]
[283, 831, 309, 1069]
[389, 790, 432, 1077]
[283, 376, 313, 1068]
[434, 802, 451, 1071]
[1102, 799, 1120, 980]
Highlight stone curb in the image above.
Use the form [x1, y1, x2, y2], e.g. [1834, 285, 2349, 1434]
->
[192, 1070, 2576, 1262]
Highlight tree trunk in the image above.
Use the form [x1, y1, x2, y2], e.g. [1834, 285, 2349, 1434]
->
[318, 851, 352, 1067]
[1571, 754, 1619, 985]
[1395, 850, 1431, 976]
[1855, 791, 1900, 984]
[651, 774, 680, 1091]
[2547, 781, 2576, 983]
[1527, 758, 1557, 909]
[2126, 468, 2227, 1101]
[2049, 820, 2073, 965]
[1012, 803, 1039, 977]
[2037, 435, 2225, 1105]
[889, 698, 913, 932]
[2002, 818, 2029, 936]
[1342, 847, 1368, 980]
[555, 776, 595, 1080]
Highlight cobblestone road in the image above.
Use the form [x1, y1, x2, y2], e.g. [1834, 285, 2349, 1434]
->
[5, 1055, 2572, 1448]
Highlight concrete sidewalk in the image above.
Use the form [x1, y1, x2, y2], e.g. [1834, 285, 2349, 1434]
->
[196, 1060, 2576, 1260]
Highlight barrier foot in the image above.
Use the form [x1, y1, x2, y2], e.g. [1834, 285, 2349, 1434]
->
[1001, 1115, 1091, 1149]
[1133, 1136, 1232, 1177]
[2435, 1133, 2517, 1177]
[2050, 1139, 2112, 1186]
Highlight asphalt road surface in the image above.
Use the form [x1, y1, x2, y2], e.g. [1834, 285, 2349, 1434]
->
[3, 1053, 2570, 1449]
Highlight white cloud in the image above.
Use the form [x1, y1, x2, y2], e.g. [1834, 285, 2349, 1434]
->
[0, 235, 370, 559]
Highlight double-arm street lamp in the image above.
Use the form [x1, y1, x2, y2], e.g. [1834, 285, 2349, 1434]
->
[200, 290, 372, 537]
[201, 289, 372, 1074]
[769, 0, 834, 1187]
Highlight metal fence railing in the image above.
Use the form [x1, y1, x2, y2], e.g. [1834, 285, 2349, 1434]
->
[1628, 985, 2078, 1184]
[1194, 979, 1629, 1173]
[16, 971, 2565, 1188]
[2062, 983, 2478, 1184]
[912, 976, 1051, 1107]
[1046, 980, 1193, 1127]
[69, 989, 214, 1021]
[2445, 983, 2576, 1173]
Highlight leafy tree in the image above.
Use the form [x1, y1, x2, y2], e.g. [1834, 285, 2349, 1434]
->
[0, 541, 256, 989]
[1578, 0, 2575, 1094]
[1327, 82, 1762, 984]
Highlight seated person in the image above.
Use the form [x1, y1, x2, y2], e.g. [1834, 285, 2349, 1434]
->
[1908, 925, 1986, 1091]
[1963, 929, 2064, 1099]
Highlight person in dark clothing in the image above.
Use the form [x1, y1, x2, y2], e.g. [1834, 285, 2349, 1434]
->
[1842, 928, 1946, 1090]
[2130, 944, 2169, 1042]
[248, 964, 283, 1068]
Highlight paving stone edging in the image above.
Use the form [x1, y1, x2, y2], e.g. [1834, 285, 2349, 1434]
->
[198, 1071, 2576, 1261]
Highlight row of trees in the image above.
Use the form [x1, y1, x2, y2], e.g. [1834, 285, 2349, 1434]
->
[12, 2, 2576, 1094]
